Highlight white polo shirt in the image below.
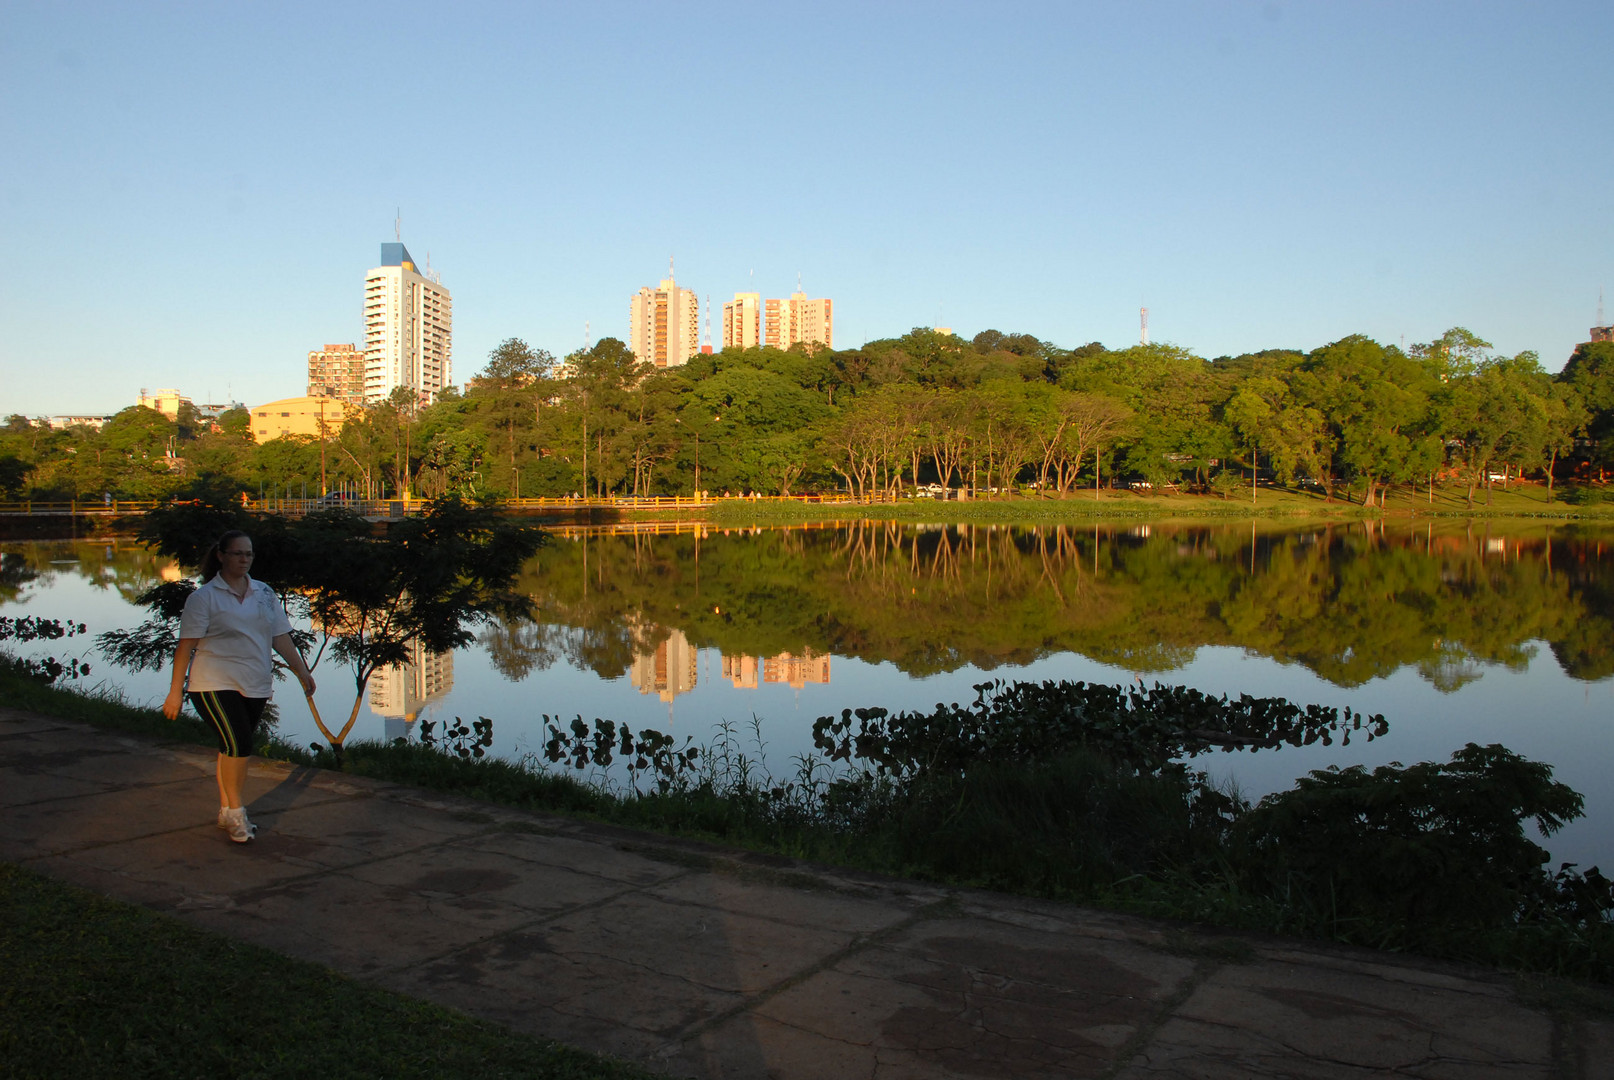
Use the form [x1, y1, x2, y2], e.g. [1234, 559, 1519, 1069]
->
[177, 575, 293, 698]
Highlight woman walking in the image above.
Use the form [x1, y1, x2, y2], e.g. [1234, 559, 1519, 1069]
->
[162, 530, 315, 842]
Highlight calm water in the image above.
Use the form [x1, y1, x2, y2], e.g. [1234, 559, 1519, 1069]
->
[5, 519, 1612, 867]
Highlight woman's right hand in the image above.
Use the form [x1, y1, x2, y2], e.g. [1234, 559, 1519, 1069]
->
[162, 688, 184, 720]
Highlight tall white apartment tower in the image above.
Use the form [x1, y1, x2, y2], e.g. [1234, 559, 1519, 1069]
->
[628, 272, 699, 368]
[722, 292, 761, 350]
[364, 243, 452, 405]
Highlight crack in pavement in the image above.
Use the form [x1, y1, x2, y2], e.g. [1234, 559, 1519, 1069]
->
[662, 898, 958, 1056]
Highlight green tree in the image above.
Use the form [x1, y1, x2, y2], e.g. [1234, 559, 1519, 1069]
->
[1561, 341, 1614, 480]
[112, 497, 545, 757]
[1298, 335, 1435, 505]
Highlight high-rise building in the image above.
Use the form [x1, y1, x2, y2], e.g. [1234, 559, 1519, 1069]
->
[764, 290, 833, 351]
[722, 292, 760, 350]
[628, 272, 699, 368]
[307, 343, 367, 404]
[363, 243, 452, 405]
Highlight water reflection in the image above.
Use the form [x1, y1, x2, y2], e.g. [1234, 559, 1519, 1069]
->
[4, 523, 1613, 866]
[501, 520, 1614, 690]
[630, 626, 697, 703]
[369, 639, 455, 741]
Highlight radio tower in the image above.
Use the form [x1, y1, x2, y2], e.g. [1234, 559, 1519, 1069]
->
[702, 295, 713, 354]
[1140, 306, 1150, 346]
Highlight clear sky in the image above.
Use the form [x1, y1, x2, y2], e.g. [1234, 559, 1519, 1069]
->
[3, 1, 1610, 415]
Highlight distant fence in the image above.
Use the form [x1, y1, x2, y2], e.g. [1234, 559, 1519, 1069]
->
[0, 490, 962, 519]
[0, 500, 162, 516]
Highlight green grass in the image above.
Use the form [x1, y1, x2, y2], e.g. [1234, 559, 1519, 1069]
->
[676, 481, 1614, 527]
[0, 862, 652, 1080]
[0, 662, 218, 746]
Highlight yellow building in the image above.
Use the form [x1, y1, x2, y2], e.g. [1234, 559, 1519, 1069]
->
[722, 293, 760, 350]
[764, 290, 833, 351]
[249, 396, 348, 442]
[628, 269, 699, 368]
[136, 388, 191, 419]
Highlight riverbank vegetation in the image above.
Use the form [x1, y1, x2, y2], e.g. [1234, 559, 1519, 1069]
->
[4, 659, 1611, 984]
[4, 327, 1613, 511]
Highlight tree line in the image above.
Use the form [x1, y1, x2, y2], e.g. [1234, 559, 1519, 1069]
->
[5, 327, 1613, 506]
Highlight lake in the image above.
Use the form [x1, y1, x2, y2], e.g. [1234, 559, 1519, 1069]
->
[4, 518, 1612, 868]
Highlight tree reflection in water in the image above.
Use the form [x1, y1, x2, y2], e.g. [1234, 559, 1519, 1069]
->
[483, 520, 1614, 690]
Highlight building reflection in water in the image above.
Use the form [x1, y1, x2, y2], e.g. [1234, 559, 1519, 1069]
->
[722, 649, 831, 690]
[720, 654, 759, 689]
[628, 629, 834, 711]
[761, 651, 831, 689]
[630, 628, 698, 703]
[369, 639, 455, 741]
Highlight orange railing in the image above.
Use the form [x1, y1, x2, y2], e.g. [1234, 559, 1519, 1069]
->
[0, 491, 940, 518]
[0, 499, 162, 515]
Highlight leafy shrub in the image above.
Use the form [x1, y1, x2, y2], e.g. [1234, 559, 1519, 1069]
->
[1208, 470, 1246, 500]
[811, 678, 1386, 777]
[1233, 743, 1611, 948]
[1561, 484, 1609, 506]
[0, 616, 90, 684]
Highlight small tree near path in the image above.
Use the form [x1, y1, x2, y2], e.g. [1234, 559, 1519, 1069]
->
[101, 496, 545, 759]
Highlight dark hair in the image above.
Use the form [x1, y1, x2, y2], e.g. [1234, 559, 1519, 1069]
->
[200, 530, 252, 582]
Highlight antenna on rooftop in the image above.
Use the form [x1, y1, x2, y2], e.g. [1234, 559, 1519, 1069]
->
[669, 254, 675, 280]
[1600, 286, 1606, 328]
[1140, 305, 1150, 346]
[584, 321, 591, 351]
[703, 295, 712, 351]
[394, 208, 401, 243]
[797, 270, 803, 294]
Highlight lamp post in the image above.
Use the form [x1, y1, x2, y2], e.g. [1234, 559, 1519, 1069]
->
[674, 414, 721, 502]
[318, 398, 328, 497]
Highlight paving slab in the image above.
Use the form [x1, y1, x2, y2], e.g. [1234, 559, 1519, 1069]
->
[1, 709, 1602, 1079]
[1113, 956, 1554, 1079]
[1581, 1019, 1614, 1080]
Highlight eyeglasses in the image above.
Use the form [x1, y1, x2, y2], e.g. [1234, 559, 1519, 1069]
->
[222, 549, 255, 558]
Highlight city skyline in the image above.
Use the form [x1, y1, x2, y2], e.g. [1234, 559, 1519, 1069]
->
[3, 3, 1611, 415]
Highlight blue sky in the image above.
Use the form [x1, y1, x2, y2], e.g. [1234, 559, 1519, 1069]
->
[3, 1, 1610, 415]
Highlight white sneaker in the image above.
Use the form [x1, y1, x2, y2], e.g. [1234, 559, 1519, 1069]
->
[219, 806, 255, 843]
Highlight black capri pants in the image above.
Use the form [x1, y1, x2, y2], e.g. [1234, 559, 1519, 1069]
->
[188, 690, 268, 758]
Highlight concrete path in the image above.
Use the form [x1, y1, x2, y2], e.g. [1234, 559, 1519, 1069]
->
[3, 707, 1609, 1079]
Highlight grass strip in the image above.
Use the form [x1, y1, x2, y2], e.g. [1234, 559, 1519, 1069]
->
[0, 861, 652, 1080]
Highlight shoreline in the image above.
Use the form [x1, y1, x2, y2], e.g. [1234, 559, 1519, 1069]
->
[2, 485, 1612, 541]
